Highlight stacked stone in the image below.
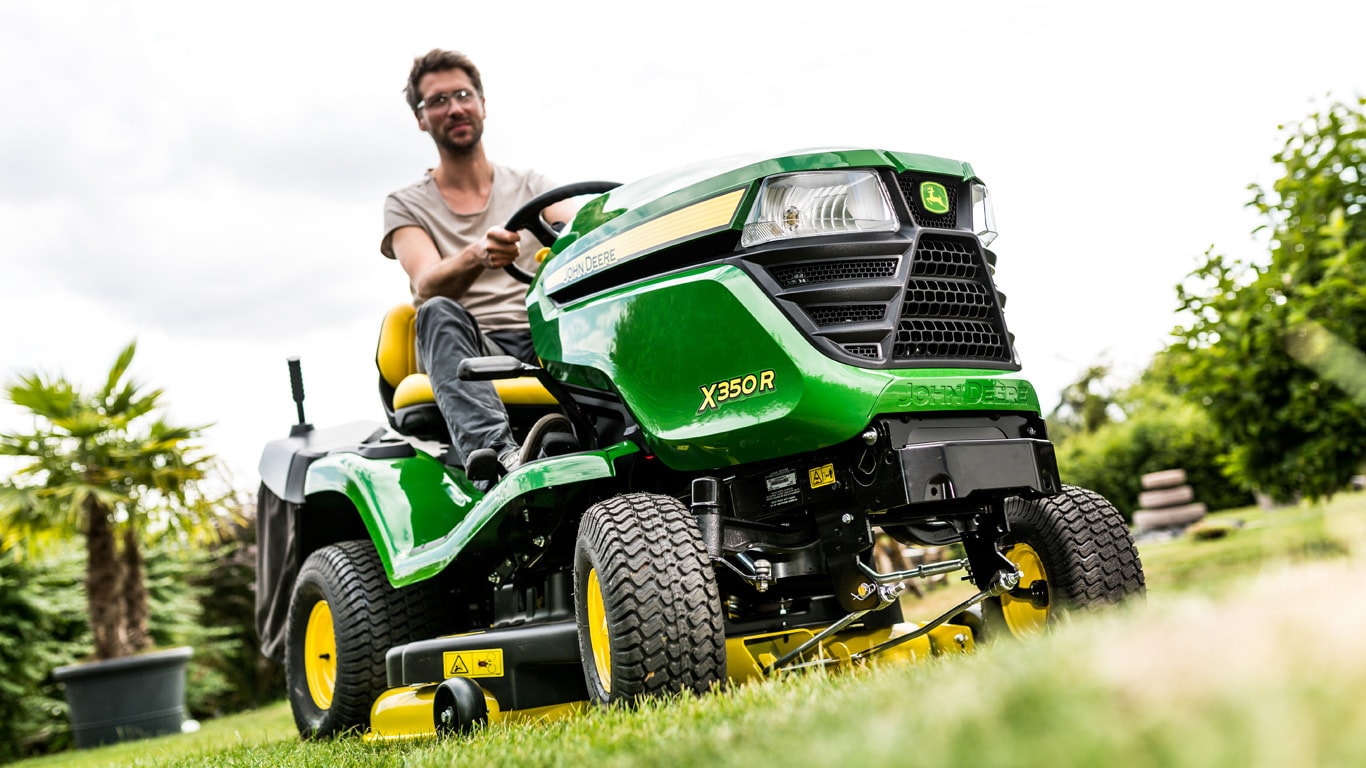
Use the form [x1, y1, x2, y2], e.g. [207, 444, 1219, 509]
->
[1132, 468, 1207, 532]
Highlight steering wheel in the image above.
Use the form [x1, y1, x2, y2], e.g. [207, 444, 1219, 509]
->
[504, 180, 620, 284]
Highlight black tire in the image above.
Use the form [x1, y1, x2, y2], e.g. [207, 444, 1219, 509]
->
[984, 485, 1146, 639]
[573, 493, 726, 706]
[285, 540, 446, 738]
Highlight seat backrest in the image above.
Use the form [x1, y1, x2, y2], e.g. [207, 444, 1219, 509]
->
[377, 303, 421, 390]
[375, 303, 560, 442]
[375, 303, 447, 439]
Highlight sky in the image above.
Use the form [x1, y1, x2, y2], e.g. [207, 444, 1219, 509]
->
[1, 0, 1362, 487]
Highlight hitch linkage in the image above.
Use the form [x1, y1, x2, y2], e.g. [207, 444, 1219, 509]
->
[762, 562, 1022, 675]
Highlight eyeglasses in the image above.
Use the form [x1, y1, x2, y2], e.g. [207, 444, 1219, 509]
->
[418, 89, 479, 112]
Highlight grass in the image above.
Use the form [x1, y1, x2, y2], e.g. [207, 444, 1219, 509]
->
[15, 492, 1366, 768]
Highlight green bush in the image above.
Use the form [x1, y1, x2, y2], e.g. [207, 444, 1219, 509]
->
[142, 542, 238, 719]
[143, 517, 285, 720]
[188, 516, 285, 716]
[0, 544, 87, 761]
[1056, 400, 1253, 522]
[0, 512, 283, 763]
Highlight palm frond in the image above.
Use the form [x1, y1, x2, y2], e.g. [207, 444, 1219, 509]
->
[101, 340, 138, 400]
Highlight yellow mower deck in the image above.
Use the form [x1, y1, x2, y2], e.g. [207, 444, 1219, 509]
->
[365, 618, 974, 742]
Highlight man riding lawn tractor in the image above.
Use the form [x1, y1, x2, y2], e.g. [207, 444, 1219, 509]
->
[256, 139, 1145, 738]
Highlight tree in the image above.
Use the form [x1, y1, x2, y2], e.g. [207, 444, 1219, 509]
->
[0, 342, 223, 660]
[1048, 362, 1117, 439]
[1170, 96, 1366, 502]
[1054, 351, 1254, 519]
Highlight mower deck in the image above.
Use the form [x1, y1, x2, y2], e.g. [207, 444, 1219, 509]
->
[364, 616, 975, 741]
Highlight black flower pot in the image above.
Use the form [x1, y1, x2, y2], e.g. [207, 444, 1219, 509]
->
[52, 646, 193, 748]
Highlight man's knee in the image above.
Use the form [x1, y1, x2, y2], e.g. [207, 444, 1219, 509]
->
[416, 297, 481, 340]
[417, 296, 472, 325]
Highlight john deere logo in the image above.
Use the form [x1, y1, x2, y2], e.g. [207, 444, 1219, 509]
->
[920, 181, 950, 215]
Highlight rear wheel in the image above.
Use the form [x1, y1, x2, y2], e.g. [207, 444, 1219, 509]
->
[285, 540, 446, 738]
[986, 485, 1146, 638]
[573, 493, 726, 705]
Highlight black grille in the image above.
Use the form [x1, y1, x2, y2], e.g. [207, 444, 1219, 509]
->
[844, 344, 882, 359]
[911, 236, 979, 279]
[898, 174, 959, 229]
[893, 234, 1012, 363]
[741, 209, 1014, 371]
[770, 258, 898, 288]
[807, 304, 885, 326]
[903, 279, 993, 320]
[895, 319, 1007, 360]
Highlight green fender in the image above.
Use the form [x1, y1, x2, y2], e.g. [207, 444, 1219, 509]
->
[303, 440, 640, 586]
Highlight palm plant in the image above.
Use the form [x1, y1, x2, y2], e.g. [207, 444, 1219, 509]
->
[0, 341, 222, 660]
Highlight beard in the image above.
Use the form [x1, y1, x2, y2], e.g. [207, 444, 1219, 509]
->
[432, 117, 483, 156]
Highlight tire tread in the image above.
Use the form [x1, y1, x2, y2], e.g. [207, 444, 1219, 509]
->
[286, 540, 447, 738]
[576, 493, 726, 703]
[1005, 486, 1146, 611]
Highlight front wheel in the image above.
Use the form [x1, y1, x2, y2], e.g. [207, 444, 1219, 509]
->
[986, 485, 1146, 638]
[284, 541, 446, 738]
[573, 493, 726, 706]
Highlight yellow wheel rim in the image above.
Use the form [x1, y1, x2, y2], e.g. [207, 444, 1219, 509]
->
[303, 600, 337, 709]
[586, 568, 612, 693]
[1000, 543, 1050, 637]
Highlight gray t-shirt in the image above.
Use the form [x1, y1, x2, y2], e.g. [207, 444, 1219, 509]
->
[381, 164, 554, 331]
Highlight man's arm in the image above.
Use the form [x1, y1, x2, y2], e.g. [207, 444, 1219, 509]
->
[392, 225, 522, 303]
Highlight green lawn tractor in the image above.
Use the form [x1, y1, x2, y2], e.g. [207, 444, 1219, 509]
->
[256, 147, 1145, 740]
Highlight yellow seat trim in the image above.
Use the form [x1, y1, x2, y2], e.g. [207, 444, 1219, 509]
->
[393, 374, 435, 410]
[377, 303, 420, 389]
[394, 374, 556, 409]
[497, 377, 559, 406]
[378, 303, 558, 412]
[391, 372, 557, 411]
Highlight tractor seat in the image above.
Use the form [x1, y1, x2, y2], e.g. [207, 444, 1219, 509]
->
[375, 303, 557, 441]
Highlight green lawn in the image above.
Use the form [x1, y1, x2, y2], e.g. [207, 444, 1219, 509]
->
[15, 492, 1366, 768]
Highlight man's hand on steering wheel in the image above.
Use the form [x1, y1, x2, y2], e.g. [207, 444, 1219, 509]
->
[502, 180, 621, 283]
[478, 226, 522, 270]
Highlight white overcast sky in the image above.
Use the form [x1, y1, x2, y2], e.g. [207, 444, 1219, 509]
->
[1, 0, 1362, 486]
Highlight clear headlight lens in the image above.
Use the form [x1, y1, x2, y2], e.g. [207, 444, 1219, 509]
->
[970, 181, 998, 246]
[741, 171, 896, 247]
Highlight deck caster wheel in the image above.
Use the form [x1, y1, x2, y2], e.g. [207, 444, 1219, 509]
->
[434, 677, 488, 736]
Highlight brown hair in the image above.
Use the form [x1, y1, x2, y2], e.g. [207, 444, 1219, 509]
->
[404, 49, 484, 112]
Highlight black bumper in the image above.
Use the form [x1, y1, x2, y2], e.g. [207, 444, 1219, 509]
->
[897, 438, 1059, 506]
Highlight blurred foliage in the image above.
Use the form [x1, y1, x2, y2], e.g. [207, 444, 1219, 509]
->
[189, 510, 286, 716]
[1170, 96, 1366, 502]
[0, 543, 86, 761]
[1048, 363, 1118, 440]
[0, 501, 282, 764]
[1055, 352, 1254, 520]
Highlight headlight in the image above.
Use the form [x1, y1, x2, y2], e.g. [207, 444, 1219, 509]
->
[970, 181, 998, 246]
[741, 171, 897, 247]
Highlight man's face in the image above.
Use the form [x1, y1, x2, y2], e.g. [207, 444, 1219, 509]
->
[416, 69, 485, 156]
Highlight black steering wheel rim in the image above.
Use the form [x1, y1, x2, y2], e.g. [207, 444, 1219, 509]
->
[504, 180, 620, 284]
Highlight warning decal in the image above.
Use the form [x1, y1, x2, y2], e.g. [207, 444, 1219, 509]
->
[809, 464, 836, 489]
[442, 648, 504, 679]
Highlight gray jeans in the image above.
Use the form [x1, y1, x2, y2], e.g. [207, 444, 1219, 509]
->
[415, 296, 537, 466]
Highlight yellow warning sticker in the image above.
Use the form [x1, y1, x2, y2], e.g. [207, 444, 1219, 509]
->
[809, 464, 836, 489]
[442, 649, 504, 679]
